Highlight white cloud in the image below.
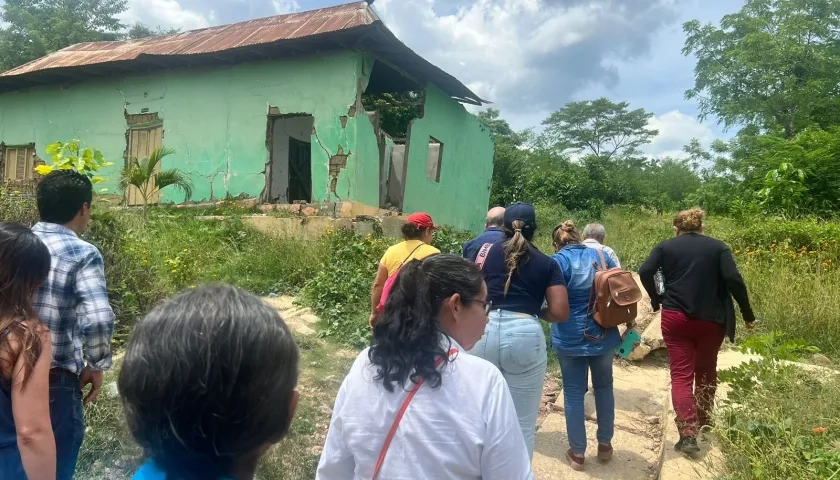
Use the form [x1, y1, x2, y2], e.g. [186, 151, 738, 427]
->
[644, 110, 716, 158]
[120, 0, 210, 31]
[374, 0, 679, 117]
[272, 0, 300, 15]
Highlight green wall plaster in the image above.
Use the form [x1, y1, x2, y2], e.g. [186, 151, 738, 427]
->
[402, 84, 494, 232]
[0, 53, 494, 232]
[0, 52, 365, 203]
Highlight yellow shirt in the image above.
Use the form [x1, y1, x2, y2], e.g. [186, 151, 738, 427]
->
[380, 240, 440, 276]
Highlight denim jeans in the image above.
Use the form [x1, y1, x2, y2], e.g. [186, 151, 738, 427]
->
[555, 352, 615, 456]
[468, 310, 546, 458]
[50, 371, 85, 480]
[0, 445, 25, 478]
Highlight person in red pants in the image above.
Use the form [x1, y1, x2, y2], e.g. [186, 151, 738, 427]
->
[639, 208, 755, 454]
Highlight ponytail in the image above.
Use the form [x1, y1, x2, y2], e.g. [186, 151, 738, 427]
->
[503, 219, 530, 296]
[369, 254, 483, 392]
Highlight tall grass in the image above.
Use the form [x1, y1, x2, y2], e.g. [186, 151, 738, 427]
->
[594, 207, 840, 356]
[715, 358, 840, 479]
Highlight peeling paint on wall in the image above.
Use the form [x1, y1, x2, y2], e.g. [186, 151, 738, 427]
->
[328, 146, 350, 194]
[0, 52, 494, 231]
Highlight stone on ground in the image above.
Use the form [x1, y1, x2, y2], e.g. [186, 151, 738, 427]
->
[262, 296, 319, 336]
[618, 274, 664, 360]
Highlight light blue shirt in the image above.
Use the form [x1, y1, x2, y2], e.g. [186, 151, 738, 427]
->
[134, 460, 234, 479]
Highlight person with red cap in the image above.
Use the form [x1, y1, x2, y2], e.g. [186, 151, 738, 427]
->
[369, 213, 441, 327]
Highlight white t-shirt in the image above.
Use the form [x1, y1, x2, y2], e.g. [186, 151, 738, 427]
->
[583, 238, 621, 268]
[316, 338, 534, 480]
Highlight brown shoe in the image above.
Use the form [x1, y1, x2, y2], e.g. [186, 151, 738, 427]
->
[566, 449, 585, 471]
[597, 443, 613, 461]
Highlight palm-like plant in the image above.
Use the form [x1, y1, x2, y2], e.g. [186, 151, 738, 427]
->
[119, 146, 193, 213]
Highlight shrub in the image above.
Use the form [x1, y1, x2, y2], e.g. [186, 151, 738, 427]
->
[84, 211, 169, 346]
[0, 182, 39, 225]
[433, 226, 473, 255]
[301, 229, 395, 347]
[716, 335, 840, 479]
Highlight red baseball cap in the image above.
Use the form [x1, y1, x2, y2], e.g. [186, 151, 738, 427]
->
[406, 212, 437, 229]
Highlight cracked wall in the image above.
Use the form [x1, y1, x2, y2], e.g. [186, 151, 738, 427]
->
[0, 51, 365, 203]
[400, 84, 494, 232]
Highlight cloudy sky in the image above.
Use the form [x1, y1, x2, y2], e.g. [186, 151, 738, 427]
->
[117, 0, 743, 158]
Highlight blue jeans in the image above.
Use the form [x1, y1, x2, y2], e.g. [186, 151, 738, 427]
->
[0, 445, 25, 478]
[50, 372, 85, 480]
[468, 310, 546, 458]
[556, 352, 615, 455]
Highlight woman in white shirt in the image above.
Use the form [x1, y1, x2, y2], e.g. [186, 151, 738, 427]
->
[317, 254, 534, 480]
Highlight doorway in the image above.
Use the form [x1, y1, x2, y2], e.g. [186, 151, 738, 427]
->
[267, 114, 314, 203]
[125, 113, 163, 206]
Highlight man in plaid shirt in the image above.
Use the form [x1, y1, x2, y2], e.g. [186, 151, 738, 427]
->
[32, 170, 115, 480]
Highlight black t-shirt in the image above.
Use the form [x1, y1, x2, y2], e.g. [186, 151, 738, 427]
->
[481, 242, 566, 316]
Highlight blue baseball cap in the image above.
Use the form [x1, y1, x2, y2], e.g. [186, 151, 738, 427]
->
[504, 202, 537, 236]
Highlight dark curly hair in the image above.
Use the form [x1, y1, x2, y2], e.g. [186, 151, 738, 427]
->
[369, 254, 484, 392]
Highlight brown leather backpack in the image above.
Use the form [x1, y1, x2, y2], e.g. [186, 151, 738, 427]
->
[588, 249, 642, 329]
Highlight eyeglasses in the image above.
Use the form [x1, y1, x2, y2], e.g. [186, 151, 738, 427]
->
[436, 297, 493, 315]
[477, 300, 493, 315]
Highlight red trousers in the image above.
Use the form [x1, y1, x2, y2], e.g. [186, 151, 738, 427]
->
[661, 309, 725, 437]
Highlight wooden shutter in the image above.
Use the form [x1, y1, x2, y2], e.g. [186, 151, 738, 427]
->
[3, 145, 37, 181]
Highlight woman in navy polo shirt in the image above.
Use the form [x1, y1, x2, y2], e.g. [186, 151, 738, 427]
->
[468, 202, 569, 459]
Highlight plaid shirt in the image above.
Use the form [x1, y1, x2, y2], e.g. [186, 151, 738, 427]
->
[32, 222, 115, 374]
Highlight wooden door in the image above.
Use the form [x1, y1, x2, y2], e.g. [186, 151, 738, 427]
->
[126, 116, 163, 206]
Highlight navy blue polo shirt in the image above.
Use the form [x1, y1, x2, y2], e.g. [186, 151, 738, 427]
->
[463, 227, 506, 261]
[481, 242, 566, 316]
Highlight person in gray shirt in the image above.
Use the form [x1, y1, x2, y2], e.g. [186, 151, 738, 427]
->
[582, 223, 621, 268]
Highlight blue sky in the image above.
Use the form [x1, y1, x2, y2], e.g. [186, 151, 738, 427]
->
[118, 0, 745, 158]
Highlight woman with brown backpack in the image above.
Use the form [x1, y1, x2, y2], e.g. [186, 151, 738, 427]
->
[551, 220, 634, 471]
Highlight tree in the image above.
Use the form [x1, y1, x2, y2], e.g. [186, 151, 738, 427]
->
[539, 98, 658, 159]
[0, 0, 128, 72]
[119, 146, 194, 213]
[476, 109, 532, 206]
[362, 91, 424, 139]
[127, 23, 181, 40]
[477, 108, 529, 147]
[683, 0, 840, 138]
[35, 140, 113, 186]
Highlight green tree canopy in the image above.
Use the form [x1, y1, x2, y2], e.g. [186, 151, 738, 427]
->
[127, 23, 181, 40]
[0, 0, 128, 72]
[539, 98, 658, 159]
[683, 0, 840, 139]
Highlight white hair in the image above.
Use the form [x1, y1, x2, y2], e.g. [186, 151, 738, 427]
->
[583, 223, 606, 240]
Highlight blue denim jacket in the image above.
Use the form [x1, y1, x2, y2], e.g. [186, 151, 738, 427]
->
[551, 245, 622, 356]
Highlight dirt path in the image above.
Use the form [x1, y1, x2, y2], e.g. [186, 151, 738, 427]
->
[533, 360, 670, 479]
[263, 295, 320, 335]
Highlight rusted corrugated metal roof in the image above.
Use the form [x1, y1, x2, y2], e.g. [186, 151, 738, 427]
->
[0, 2, 487, 105]
[1, 3, 377, 76]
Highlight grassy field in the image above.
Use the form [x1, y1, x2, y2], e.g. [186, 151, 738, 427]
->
[14, 202, 833, 479]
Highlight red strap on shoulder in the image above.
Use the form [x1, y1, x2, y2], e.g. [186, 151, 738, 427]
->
[475, 243, 493, 269]
[372, 348, 458, 479]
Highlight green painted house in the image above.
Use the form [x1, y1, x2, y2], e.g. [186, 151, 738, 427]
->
[0, 2, 494, 231]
